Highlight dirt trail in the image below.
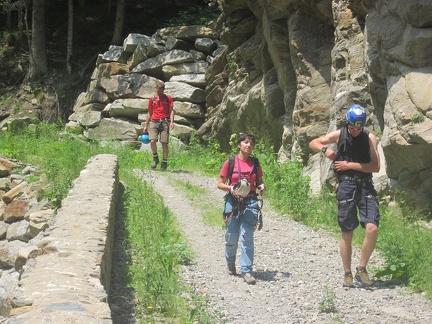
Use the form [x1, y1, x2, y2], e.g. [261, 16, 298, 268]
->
[138, 169, 432, 324]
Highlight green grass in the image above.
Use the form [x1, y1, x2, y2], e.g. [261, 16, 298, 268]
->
[169, 178, 224, 228]
[1, 122, 432, 321]
[0, 122, 220, 323]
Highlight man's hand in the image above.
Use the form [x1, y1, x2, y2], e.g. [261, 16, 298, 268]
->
[323, 148, 337, 161]
[333, 160, 350, 171]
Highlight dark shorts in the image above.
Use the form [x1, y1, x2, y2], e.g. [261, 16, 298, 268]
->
[149, 119, 169, 143]
[336, 180, 380, 232]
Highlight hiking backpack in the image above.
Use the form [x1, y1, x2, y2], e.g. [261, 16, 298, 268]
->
[227, 156, 260, 186]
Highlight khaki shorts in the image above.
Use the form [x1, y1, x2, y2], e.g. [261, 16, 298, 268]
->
[148, 119, 169, 143]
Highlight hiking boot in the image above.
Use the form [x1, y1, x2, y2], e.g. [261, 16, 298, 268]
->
[161, 160, 167, 171]
[151, 156, 159, 169]
[227, 263, 236, 275]
[355, 267, 373, 287]
[343, 272, 355, 288]
[242, 272, 256, 285]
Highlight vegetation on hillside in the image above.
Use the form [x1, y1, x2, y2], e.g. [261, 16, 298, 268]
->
[1, 122, 431, 322]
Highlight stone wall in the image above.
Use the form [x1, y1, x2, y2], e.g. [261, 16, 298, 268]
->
[67, 26, 223, 143]
[0, 155, 118, 322]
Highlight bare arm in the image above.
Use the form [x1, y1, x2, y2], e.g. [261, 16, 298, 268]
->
[169, 107, 175, 130]
[217, 175, 231, 193]
[144, 102, 153, 133]
[309, 130, 341, 160]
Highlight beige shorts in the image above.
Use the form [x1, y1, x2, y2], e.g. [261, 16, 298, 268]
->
[148, 119, 169, 143]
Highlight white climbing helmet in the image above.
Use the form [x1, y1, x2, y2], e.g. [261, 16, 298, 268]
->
[233, 178, 251, 196]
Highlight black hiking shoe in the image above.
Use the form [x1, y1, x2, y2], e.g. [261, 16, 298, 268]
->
[151, 156, 159, 169]
[227, 263, 236, 275]
[161, 160, 167, 171]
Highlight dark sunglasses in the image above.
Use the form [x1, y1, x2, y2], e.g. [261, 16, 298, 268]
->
[348, 124, 363, 131]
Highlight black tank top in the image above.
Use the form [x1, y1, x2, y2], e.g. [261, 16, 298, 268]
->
[336, 125, 371, 178]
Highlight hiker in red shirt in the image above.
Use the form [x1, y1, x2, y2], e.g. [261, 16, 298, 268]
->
[143, 80, 175, 171]
[217, 133, 266, 285]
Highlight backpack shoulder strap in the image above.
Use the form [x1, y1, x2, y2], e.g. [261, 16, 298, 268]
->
[337, 126, 347, 156]
[228, 156, 235, 183]
[252, 157, 259, 185]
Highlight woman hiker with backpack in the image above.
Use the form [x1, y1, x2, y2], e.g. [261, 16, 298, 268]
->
[217, 133, 266, 285]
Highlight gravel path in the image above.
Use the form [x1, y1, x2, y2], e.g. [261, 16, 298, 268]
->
[137, 169, 432, 324]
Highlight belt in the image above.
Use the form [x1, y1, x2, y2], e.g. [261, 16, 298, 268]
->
[151, 118, 169, 122]
[339, 175, 372, 183]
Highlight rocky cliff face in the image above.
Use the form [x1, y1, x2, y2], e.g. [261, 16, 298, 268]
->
[200, 0, 432, 207]
[67, 0, 431, 209]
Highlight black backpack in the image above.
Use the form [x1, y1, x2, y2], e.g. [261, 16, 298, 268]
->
[227, 156, 260, 186]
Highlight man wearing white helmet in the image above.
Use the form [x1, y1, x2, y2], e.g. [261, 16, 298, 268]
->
[217, 133, 266, 285]
[309, 104, 381, 288]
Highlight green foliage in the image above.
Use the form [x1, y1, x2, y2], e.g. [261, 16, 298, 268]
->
[264, 156, 312, 221]
[411, 112, 425, 124]
[0, 121, 96, 208]
[171, 178, 224, 228]
[0, 94, 13, 106]
[375, 262, 408, 280]
[318, 285, 337, 313]
[376, 209, 432, 293]
[228, 59, 237, 72]
[170, 131, 228, 176]
[121, 173, 193, 318]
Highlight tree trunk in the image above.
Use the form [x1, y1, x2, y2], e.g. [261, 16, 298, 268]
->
[67, 0, 73, 74]
[26, 0, 48, 82]
[18, 0, 24, 41]
[111, 0, 126, 45]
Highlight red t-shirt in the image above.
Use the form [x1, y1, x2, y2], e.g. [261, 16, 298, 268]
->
[219, 156, 263, 191]
[148, 94, 173, 120]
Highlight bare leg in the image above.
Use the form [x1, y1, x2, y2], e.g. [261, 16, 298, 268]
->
[150, 140, 158, 155]
[340, 231, 353, 273]
[162, 142, 169, 160]
[359, 223, 379, 268]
